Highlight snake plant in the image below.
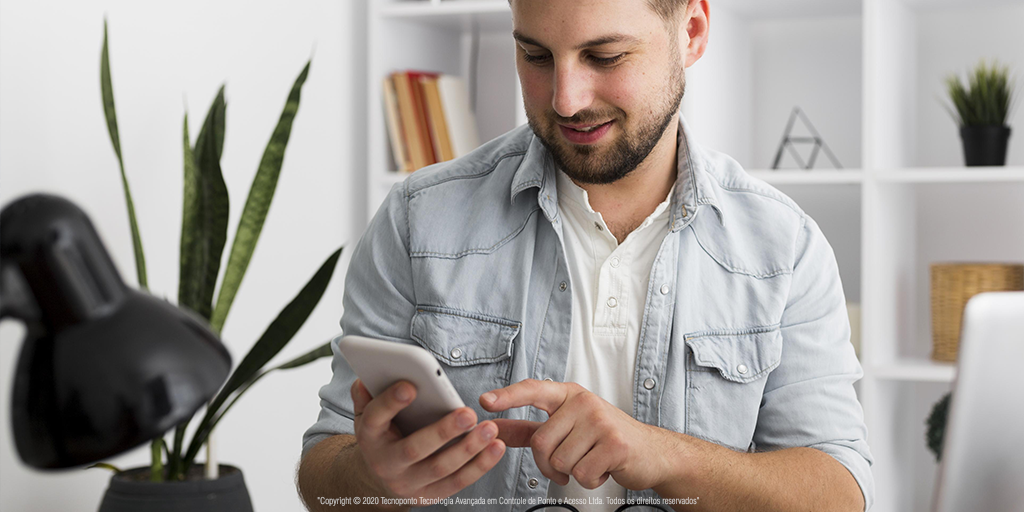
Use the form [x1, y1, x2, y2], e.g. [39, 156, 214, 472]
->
[98, 20, 339, 481]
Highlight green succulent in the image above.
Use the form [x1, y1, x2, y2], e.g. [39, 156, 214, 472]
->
[944, 60, 1015, 127]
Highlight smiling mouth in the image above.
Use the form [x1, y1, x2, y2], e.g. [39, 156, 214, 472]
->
[557, 120, 614, 144]
[562, 122, 611, 132]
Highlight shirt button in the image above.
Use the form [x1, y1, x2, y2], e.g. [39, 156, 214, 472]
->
[528, 477, 539, 489]
[543, 377, 553, 382]
[643, 378, 656, 390]
[606, 297, 618, 308]
[450, 348, 463, 359]
[610, 256, 620, 268]
[559, 281, 567, 292]
[660, 284, 670, 295]
[594, 222, 604, 231]
[737, 364, 748, 375]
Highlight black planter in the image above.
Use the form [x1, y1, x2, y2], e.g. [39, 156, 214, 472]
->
[959, 125, 1011, 166]
[98, 464, 254, 512]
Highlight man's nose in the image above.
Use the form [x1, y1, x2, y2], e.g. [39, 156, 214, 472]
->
[551, 62, 594, 119]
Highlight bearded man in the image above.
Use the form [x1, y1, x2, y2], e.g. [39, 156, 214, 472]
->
[298, 1, 872, 511]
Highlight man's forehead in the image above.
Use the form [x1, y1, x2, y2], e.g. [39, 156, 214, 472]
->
[510, 0, 661, 47]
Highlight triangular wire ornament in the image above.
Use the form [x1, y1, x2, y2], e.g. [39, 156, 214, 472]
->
[771, 107, 843, 170]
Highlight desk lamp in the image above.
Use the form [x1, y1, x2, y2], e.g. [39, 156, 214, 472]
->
[0, 194, 231, 469]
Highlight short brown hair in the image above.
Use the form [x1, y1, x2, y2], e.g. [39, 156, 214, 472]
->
[509, 0, 689, 23]
[647, 0, 689, 23]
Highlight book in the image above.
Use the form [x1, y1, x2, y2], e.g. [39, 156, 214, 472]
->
[420, 75, 455, 162]
[406, 70, 440, 166]
[383, 71, 481, 172]
[382, 76, 410, 173]
[391, 71, 432, 171]
[436, 75, 480, 158]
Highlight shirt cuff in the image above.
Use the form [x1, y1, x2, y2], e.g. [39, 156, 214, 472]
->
[810, 439, 875, 512]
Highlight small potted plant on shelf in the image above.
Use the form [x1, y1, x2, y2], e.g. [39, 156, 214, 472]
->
[93, 21, 340, 512]
[944, 60, 1016, 166]
[926, 392, 952, 462]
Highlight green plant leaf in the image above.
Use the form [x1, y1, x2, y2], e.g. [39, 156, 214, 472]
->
[275, 340, 333, 370]
[101, 19, 147, 289]
[226, 340, 335, 413]
[168, 114, 197, 481]
[183, 246, 342, 471]
[178, 88, 229, 322]
[210, 60, 311, 333]
[193, 339, 335, 449]
[926, 392, 952, 462]
[169, 420, 186, 480]
[86, 462, 123, 474]
[150, 438, 164, 482]
[945, 60, 1015, 127]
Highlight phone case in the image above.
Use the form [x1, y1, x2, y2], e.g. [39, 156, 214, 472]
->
[337, 335, 466, 436]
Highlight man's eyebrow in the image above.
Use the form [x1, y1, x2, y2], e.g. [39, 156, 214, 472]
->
[574, 34, 640, 50]
[512, 31, 640, 50]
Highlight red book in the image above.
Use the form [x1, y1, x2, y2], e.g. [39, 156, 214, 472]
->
[406, 70, 440, 165]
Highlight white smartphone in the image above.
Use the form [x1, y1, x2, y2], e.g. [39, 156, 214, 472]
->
[337, 335, 466, 436]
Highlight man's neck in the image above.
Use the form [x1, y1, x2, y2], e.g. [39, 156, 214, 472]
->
[570, 117, 679, 244]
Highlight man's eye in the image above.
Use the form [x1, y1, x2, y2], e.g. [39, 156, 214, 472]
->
[589, 53, 625, 66]
[522, 53, 551, 64]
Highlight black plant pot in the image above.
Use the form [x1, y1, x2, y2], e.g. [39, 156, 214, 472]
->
[98, 464, 254, 512]
[959, 125, 1011, 166]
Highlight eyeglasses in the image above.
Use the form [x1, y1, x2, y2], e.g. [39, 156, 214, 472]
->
[525, 504, 672, 512]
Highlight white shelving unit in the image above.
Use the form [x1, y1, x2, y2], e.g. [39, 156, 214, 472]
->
[366, 0, 524, 217]
[364, 1, 1024, 511]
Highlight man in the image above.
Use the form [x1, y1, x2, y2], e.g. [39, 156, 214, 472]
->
[298, 1, 872, 511]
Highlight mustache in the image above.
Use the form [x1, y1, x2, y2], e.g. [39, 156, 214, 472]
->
[549, 109, 622, 125]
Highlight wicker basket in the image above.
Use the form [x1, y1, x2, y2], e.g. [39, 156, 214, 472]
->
[930, 263, 1024, 362]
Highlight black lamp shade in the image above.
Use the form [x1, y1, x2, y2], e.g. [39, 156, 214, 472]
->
[1, 194, 231, 469]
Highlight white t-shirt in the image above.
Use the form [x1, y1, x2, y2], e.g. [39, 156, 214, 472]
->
[547, 170, 674, 510]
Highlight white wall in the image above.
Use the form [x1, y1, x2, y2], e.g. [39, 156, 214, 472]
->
[0, 1, 366, 511]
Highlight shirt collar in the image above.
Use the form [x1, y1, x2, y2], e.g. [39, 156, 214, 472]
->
[674, 116, 724, 230]
[510, 117, 723, 230]
[556, 167, 675, 225]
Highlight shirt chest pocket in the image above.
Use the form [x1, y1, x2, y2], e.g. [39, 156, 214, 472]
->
[684, 325, 783, 451]
[410, 306, 520, 422]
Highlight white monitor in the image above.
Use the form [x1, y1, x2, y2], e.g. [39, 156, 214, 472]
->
[933, 291, 1024, 512]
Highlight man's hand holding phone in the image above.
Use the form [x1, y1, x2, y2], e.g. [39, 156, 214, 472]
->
[349, 378, 506, 505]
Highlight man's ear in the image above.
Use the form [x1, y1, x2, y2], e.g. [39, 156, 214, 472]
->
[681, 0, 710, 68]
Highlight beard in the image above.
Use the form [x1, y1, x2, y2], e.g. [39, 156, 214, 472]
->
[526, 63, 686, 185]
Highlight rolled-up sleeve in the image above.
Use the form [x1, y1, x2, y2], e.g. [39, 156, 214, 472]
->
[301, 183, 418, 458]
[753, 215, 874, 510]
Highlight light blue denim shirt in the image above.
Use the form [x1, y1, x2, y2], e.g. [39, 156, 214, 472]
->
[303, 119, 873, 511]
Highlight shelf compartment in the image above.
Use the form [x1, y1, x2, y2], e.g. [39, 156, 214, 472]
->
[874, 166, 1024, 183]
[864, 0, 1024, 168]
[869, 358, 956, 382]
[367, 2, 519, 216]
[685, 5, 862, 170]
[862, 180, 1024, 369]
[864, 379, 953, 512]
[714, 0, 861, 19]
[378, 0, 511, 31]
[747, 169, 864, 184]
